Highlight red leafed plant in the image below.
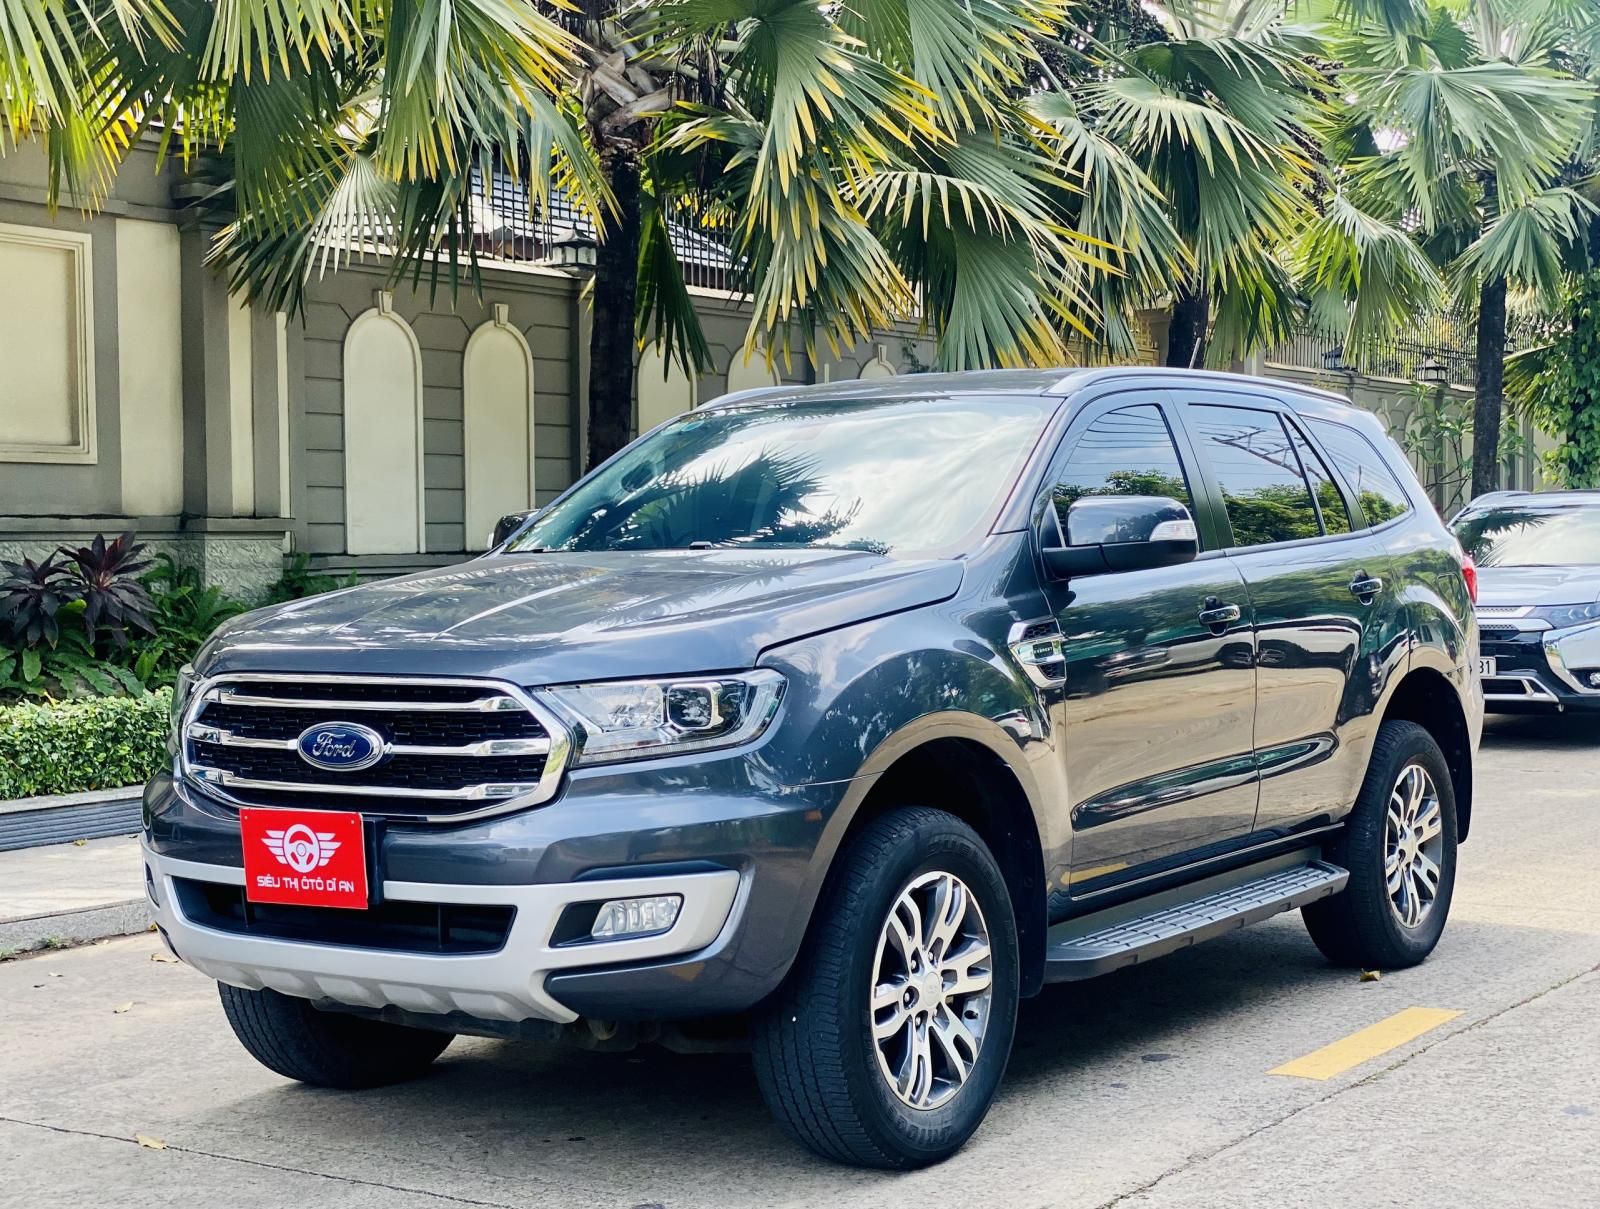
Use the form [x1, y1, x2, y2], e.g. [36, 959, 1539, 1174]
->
[54, 533, 157, 646]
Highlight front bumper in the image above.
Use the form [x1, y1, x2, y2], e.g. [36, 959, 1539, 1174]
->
[144, 840, 743, 1023]
[1479, 620, 1600, 712]
[143, 758, 852, 1023]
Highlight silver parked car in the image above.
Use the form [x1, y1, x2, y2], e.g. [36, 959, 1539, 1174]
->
[1453, 490, 1600, 712]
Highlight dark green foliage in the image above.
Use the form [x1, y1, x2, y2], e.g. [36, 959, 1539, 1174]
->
[1511, 271, 1600, 488]
[1, 544, 242, 701]
[263, 553, 360, 604]
[126, 555, 251, 690]
[0, 689, 174, 799]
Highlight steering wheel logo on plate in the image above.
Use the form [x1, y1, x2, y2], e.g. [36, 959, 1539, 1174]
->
[262, 823, 341, 874]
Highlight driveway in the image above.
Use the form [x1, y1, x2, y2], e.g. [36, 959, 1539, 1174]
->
[3, 713, 1597, 1208]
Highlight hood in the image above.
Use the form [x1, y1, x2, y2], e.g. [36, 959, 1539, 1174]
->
[198, 548, 964, 684]
[1475, 564, 1600, 608]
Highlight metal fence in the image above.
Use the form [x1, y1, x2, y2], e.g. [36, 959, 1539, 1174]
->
[467, 168, 741, 292]
[1264, 310, 1540, 386]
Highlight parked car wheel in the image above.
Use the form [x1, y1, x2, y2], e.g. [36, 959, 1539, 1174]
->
[751, 807, 1020, 1168]
[218, 984, 453, 1089]
[1302, 719, 1458, 969]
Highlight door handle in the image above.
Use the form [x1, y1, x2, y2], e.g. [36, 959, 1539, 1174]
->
[1198, 599, 1241, 628]
[1349, 572, 1384, 602]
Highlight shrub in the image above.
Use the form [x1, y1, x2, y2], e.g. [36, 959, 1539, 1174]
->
[264, 552, 360, 604]
[1, 547, 252, 702]
[126, 555, 249, 690]
[0, 689, 173, 799]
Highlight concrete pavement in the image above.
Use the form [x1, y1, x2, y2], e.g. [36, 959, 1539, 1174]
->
[1, 713, 1596, 1208]
[0, 835, 146, 954]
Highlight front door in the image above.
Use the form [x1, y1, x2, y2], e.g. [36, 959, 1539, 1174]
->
[1175, 395, 1400, 838]
[1039, 397, 1260, 896]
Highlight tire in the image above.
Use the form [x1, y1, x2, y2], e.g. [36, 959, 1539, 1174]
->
[751, 807, 1020, 1169]
[1303, 720, 1458, 970]
[218, 984, 453, 1089]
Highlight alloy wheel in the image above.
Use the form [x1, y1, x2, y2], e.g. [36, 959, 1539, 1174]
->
[869, 870, 994, 1110]
[1385, 762, 1445, 929]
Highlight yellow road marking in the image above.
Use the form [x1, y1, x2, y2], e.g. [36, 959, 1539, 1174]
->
[1269, 1007, 1463, 1081]
[1065, 862, 1129, 885]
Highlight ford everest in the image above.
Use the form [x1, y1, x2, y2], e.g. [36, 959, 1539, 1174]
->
[143, 368, 1480, 1168]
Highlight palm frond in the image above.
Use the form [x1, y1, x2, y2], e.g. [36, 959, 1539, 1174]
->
[1452, 186, 1596, 301]
[1289, 192, 1445, 340]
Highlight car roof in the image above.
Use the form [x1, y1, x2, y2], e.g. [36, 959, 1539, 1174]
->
[1459, 489, 1600, 511]
[706, 366, 1357, 410]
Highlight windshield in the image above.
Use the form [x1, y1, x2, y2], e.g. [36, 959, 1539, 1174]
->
[1452, 504, 1600, 567]
[505, 395, 1055, 558]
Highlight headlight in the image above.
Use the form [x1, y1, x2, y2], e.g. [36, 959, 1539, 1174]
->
[167, 664, 197, 759]
[540, 670, 785, 765]
[1530, 603, 1600, 629]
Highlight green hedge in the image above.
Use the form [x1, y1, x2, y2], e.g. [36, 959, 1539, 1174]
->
[0, 688, 172, 799]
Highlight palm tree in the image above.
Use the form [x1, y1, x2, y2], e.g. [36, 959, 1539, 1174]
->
[1033, 0, 1324, 369]
[9, 0, 1174, 472]
[1296, 0, 1593, 496]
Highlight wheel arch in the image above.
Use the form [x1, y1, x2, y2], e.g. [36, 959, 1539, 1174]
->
[829, 720, 1050, 997]
[1379, 667, 1475, 841]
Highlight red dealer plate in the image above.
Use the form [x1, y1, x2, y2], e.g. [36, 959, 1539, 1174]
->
[240, 808, 369, 910]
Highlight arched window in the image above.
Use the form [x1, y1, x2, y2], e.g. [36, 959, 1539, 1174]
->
[637, 345, 696, 434]
[859, 346, 898, 380]
[342, 293, 425, 554]
[726, 346, 780, 395]
[464, 305, 536, 550]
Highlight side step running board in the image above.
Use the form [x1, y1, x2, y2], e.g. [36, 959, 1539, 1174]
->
[1043, 858, 1348, 982]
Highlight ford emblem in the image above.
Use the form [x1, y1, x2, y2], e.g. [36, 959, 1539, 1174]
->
[295, 722, 385, 772]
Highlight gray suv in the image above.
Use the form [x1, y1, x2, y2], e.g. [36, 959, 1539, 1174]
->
[144, 368, 1480, 1168]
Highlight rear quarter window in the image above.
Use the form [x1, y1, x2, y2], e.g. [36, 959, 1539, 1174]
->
[1304, 418, 1412, 527]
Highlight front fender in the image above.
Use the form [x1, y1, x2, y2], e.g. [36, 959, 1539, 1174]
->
[756, 606, 1062, 970]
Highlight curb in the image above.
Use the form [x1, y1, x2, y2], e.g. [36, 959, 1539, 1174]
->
[0, 787, 143, 852]
[0, 898, 151, 956]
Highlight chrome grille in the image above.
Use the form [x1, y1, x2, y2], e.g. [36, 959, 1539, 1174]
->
[181, 675, 571, 821]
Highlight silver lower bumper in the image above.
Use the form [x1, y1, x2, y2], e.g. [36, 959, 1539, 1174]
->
[142, 842, 743, 1023]
[1544, 620, 1600, 695]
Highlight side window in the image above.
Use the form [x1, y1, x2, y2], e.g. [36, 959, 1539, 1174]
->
[1285, 419, 1353, 535]
[1186, 404, 1322, 547]
[1304, 418, 1412, 526]
[1051, 404, 1195, 534]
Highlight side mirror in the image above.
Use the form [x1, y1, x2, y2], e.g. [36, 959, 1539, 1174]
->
[1039, 495, 1199, 580]
[490, 509, 538, 549]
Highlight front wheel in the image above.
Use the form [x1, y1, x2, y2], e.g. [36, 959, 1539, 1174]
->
[751, 807, 1020, 1168]
[218, 984, 453, 1089]
[1303, 720, 1458, 969]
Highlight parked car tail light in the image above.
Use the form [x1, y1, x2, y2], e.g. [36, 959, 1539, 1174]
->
[1462, 554, 1478, 604]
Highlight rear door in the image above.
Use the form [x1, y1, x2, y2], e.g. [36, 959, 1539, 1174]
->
[1038, 393, 1260, 896]
[1174, 392, 1401, 835]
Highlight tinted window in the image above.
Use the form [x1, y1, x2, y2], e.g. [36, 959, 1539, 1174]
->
[1286, 419, 1353, 534]
[505, 395, 1054, 558]
[1453, 504, 1600, 567]
[1051, 404, 1194, 532]
[1187, 405, 1321, 547]
[1305, 418, 1411, 526]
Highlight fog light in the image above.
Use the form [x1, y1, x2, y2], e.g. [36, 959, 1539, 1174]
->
[590, 895, 683, 940]
[1587, 671, 1600, 689]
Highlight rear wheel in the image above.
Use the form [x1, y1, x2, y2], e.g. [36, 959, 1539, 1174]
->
[1303, 720, 1458, 969]
[751, 807, 1020, 1168]
[218, 984, 453, 1089]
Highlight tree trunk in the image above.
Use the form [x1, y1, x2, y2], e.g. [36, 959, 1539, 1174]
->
[1165, 286, 1209, 368]
[1471, 274, 1507, 500]
[586, 149, 643, 472]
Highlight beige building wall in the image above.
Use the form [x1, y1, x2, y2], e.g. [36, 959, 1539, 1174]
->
[115, 219, 184, 516]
